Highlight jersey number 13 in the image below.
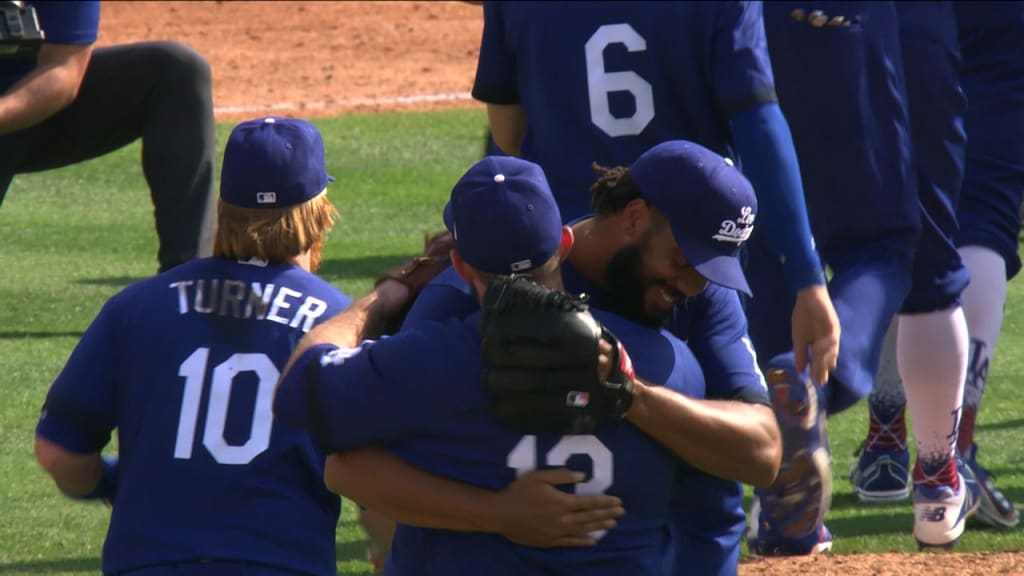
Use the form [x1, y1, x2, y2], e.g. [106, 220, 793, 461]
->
[507, 434, 614, 539]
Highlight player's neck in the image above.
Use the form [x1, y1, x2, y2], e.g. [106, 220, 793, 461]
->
[568, 217, 617, 288]
[290, 251, 312, 272]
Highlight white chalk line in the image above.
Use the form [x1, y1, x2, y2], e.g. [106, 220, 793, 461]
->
[214, 91, 474, 115]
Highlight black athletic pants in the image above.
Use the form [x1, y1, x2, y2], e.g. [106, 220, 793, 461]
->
[0, 41, 216, 272]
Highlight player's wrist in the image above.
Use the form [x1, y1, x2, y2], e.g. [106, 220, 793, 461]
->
[476, 492, 513, 535]
[364, 280, 412, 338]
[783, 255, 827, 292]
[373, 279, 412, 309]
[622, 379, 649, 422]
[64, 454, 118, 504]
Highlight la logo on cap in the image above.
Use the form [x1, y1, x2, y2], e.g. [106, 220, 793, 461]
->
[713, 206, 755, 245]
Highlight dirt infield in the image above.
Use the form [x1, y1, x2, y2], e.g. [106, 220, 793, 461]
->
[95, 2, 1021, 574]
[97, 0, 484, 119]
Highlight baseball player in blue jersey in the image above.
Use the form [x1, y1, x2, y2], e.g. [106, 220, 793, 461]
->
[275, 154, 730, 575]
[338, 141, 780, 576]
[473, 0, 839, 389]
[0, 1, 216, 272]
[858, 1, 1023, 529]
[474, 3, 832, 571]
[34, 116, 354, 575]
[750, 1, 980, 554]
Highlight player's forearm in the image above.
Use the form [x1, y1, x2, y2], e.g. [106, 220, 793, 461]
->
[33, 436, 104, 497]
[283, 281, 409, 376]
[325, 448, 503, 533]
[486, 103, 527, 157]
[0, 44, 93, 135]
[0, 67, 77, 135]
[625, 382, 782, 487]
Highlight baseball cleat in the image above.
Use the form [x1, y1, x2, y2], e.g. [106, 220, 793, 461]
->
[850, 442, 911, 503]
[747, 355, 833, 556]
[912, 459, 980, 549]
[963, 443, 1019, 528]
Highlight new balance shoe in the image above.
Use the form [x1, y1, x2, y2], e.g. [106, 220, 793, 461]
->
[747, 496, 833, 556]
[912, 459, 981, 549]
[963, 443, 1019, 528]
[748, 356, 832, 555]
[850, 442, 911, 503]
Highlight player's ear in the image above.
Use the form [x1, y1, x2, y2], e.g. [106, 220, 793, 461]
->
[621, 198, 651, 241]
[451, 250, 472, 283]
[557, 225, 575, 263]
[452, 250, 490, 302]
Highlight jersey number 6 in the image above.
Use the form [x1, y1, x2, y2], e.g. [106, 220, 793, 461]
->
[585, 23, 655, 138]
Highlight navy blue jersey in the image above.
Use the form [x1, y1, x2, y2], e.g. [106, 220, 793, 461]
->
[1, 1, 100, 92]
[277, 309, 704, 576]
[36, 258, 351, 576]
[954, 1, 1024, 279]
[474, 1, 776, 221]
[399, 266, 477, 331]
[763, 1, 920, 254]
[400, 260, 765, 575]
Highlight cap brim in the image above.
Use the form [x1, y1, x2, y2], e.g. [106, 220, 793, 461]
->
[674, 228, 752, 297]
[694, 255, 752, 297]
[326, 174, 336, 182]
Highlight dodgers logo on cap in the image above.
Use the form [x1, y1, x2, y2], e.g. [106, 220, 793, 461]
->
[443, 156, 562, 275]
[220, 116, 335, 208]
[630, 140, 758, 296]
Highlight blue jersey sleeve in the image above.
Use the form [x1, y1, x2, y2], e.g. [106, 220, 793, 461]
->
[36, 292, 121, 453]
[472, 1, 520, 105]
[400, 266, 480, 331]
[670, 285, 769, 405]
[275, 324, 484, 453]
[710, 1, 777, 115]
[731, 103, 825, 291]
[32, 1, 100, 45]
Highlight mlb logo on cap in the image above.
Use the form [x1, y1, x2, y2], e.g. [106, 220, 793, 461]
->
[220, 116, 335, 208]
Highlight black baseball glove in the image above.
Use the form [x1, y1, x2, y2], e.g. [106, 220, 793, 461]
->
[480, 275, 636, 435]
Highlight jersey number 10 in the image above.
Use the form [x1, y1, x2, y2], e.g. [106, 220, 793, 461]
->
[174, 347, 277, 465]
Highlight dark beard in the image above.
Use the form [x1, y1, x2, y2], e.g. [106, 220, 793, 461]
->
[604, 244, 668, 328]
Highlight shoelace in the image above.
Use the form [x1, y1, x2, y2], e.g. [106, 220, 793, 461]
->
[915, 458, 960, 490]
[856, 417, 908, 457]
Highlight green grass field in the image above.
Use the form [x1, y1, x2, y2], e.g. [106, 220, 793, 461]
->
[1, 109, 1021, 574]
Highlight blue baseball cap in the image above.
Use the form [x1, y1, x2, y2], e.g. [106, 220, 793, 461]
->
[443, 156, 562, 275]
[220, 116, 335, 208]
[630, 140, 757, 296]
